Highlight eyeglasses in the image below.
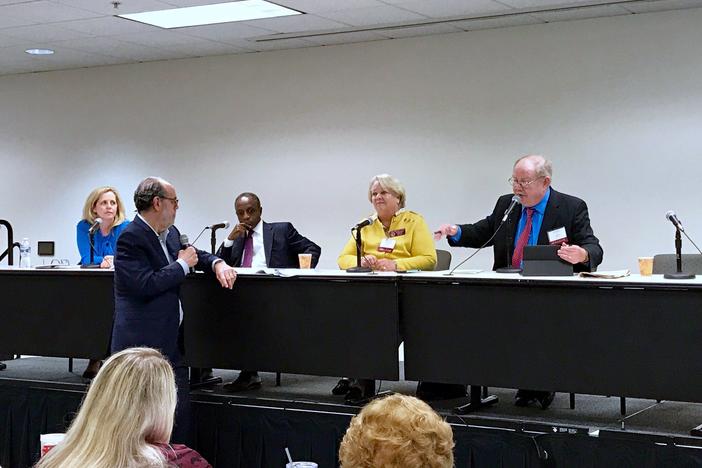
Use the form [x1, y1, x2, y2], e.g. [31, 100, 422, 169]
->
[508, 176, 544, 188]
[159, 196, 179, 207]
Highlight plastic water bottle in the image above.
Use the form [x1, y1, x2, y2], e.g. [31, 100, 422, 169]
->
[19, 238, 31, 268]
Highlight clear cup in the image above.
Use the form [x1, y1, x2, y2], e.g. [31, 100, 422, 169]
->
[40, 433, 65, 457]
[298, 253, 312, 269]
[286, 463, 318, 468]
[638, 257, 654, 276]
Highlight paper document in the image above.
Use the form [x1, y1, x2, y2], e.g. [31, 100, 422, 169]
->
[579, 270, 630, 279]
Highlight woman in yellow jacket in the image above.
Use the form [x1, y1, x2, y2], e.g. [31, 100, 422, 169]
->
[335, 174, 437, 403]
[338, 174, 436, 272]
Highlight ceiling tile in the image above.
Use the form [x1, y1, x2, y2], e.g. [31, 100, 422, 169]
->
[2, 24, 91, 42]
[271, 0, 385, 14]
[393, 0, 511, 19]
[246, 13, 350, 33]
[49, 36, 173, 59]
[58, 16, 162, 36]
[317, 4, 428, 27]
[176, 22, 275, 43]
[0, 13, 38, 30]
[112, 30, 221, 49]
[1, 0, 101, 23]
[55, 0, 176, 15]
[162, 39, 247, 56]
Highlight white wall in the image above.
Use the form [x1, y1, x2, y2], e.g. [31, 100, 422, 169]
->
[1, 8, 701, 270]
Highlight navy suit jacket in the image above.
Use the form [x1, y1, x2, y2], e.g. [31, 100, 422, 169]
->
[449, 188, 603, 273]
[112, 215, 219, 364]
[216, 221, 321, 269]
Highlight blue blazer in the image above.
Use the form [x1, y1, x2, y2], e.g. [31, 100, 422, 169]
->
[217, 221, 321, 269]
[112, 215, 218, 364]
[76, 219, 130, 265]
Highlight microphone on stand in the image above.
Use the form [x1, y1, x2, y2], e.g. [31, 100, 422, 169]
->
[180, 234, 195, 274]
[663, 210, 696, 279]
[354, 215, 377, 229]
[209, 221, 230, 230]
[665, 211, 684, 232]
[81, 218, 104, 268]
[496, 196, 523, 273]
[347, 215, 377, 273]
[88, 217, 103, 235]
[502, 195, 521, 223]
[207, 221, 230, 255]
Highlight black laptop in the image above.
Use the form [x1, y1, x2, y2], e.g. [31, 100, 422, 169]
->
[521, 245, 574, 277]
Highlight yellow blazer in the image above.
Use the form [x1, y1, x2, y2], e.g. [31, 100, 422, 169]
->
[338, 210, 437, 271]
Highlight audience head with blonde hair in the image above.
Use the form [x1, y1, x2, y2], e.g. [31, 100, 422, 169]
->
[35, 347, 177, 468]
[339, 393, 455, 468]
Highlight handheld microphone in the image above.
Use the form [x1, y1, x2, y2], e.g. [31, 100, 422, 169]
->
[354, 215, 377, 229]
[209, 221, 230, 230]
[665, 211, 684, 232]
[88, 218, 103, 235]
[180, 234, 195, 273]
[502, 195, 521, 222]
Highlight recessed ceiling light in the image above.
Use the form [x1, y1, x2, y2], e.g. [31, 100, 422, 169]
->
[25, 48, 55, 55]
[118, 0, 301, 29]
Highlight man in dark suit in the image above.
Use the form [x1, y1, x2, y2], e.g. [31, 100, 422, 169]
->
[216, 192, 321, 391]
[435, 155, 603, 409]
[112, 176, 237, 443]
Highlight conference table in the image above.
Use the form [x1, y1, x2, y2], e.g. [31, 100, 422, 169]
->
[2, 266, 702, 405]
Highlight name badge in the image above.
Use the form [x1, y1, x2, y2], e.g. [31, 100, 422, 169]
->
[388, 228, 406, 238]
[547, 227, 568, 245]
[378, 238, 396, 253]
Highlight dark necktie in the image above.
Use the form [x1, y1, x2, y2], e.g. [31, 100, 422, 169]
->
[512, 207, 535, 268]
[242, 233, 253, 267]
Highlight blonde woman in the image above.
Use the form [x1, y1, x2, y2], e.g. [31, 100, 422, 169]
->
[76, 186, 130, 378]
[339, 393, 455, 468]
[77, 186, 130, 268]
[335, 174, 437, 402]
[35, 347, 211, 468]
[338, 174, 436, 272]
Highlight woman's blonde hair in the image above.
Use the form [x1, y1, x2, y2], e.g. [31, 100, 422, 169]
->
[81, 186, 127, 226]
[368, 174, 406, 209]
[339, 393, 455, 468]
[35, 347, 177, 468]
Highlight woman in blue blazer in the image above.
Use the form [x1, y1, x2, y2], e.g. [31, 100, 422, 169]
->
[76, 186, 129, 378]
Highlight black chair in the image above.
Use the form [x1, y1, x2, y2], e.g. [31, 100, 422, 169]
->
[435, 249, 451, 271]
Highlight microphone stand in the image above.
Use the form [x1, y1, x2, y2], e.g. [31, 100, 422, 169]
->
[664, 228, 695, 279]
[496, 212, 521, 274]
[0, 220, 15, 370]
[210, 228, 218, 255]
[0, 219, 15, 265]
[81, 230, 101, 269]
[346, 226, 372, 273]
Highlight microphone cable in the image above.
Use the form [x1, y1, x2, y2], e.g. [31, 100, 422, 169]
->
[447, 198, 520, 275]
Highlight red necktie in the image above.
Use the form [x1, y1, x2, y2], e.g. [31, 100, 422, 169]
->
[241, 233, 253, 267]
[512, 207, 535, 268]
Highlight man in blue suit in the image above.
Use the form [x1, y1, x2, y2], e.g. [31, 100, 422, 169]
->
[216, 192, 321, 391]
[112, 176, 237, 443]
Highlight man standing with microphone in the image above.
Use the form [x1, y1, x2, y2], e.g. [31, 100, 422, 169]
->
[112, 176, 237, 443]
[434, 155, 603, 409]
